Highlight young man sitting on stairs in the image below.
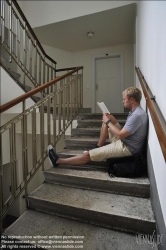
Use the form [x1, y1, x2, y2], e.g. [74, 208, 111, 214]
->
[47, 87, 148, 168]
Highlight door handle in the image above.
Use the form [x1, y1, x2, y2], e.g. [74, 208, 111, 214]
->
[96, 84, 98, 90]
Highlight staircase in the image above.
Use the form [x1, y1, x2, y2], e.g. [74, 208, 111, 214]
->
[3, 113, 157, 250]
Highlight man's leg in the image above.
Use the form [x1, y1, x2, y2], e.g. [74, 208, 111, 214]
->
[57, 152, 90, 166]
[47, 145, 91, 167]
[98, 114, 119, 147]
[89, 140, 132, 162]
[47, 115, 120, 167]
[98, 122, 109, 147]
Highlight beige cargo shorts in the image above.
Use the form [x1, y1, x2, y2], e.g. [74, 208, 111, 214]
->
[89, 122, 132, 162]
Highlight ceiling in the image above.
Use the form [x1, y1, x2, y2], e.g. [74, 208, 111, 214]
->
[33, 3, 136, 52]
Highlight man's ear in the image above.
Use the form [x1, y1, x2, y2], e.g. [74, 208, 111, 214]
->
[130, 97, 135, 103]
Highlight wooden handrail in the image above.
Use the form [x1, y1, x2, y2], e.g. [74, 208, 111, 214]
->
[12, 0, 56, 65]
[135, 67, 166, 162]
[0, 67, 83, 114]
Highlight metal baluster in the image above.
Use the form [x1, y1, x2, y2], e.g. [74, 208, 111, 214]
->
[63, 79, 66, 138]
[53, 63, 56, 79]
[32, 109, 37, 169]
[25, 114, 28, 179]
[23, 22, 27, 87]
[0, 132, 3, 234]
[22, 100, 28, 208]
[39, 54, 42, 86]
[51, 63, 53, 94]
[79, 73, 81, 108]
[78, 74, 80, 108]
[14, 13, 18, 59]
[70, 81, 73, 135]
[76, 72, 78, 111]
[71, 76, 75, 116]
[40, 93, 45, 171]
[77, 74, 80, 108]
[43, 56, 45, 95]
[58, 90, 62, 134]
[17, 18, 20, 63]
[15, 14, 18, 58]
[53, 78, 57, 148]
[12, 123, 17, 192]
[76, 74, 78, 111]
[34, 41, 37, 85]
[67, 77, 70, 122]
[29, 39, 32, 77]
[9, 127, 13, 198]
[10, 123, 16, 198]
[53, 91, 57, 146]
[43, 56, 45, 84]
[9, 0, 12, 62]
[74, 77, 76, 113]
[1, 0, 5, 44]
[47, 97, 51, 145]
[47, 64, 49, 94]
[70, 77, 73, 118]
[11, 3, 14, 56]
[81, 69, 83, 108]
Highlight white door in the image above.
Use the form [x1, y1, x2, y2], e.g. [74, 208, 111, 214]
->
[95, 56, 123, 113]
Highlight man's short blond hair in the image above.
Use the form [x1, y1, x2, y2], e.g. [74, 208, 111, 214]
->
[123, 87, 142, 103]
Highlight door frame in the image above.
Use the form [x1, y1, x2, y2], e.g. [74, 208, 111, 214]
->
[91, 52, 124, 113]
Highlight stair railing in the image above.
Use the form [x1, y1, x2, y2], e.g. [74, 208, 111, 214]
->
[0, 66, 83, 233]
[0, 0, 56, 91]
[135, 67, 166, 162]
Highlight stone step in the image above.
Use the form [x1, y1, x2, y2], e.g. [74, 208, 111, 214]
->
[65, 137, 109, 150]
[57, 149, 108, 166]
[24, 85, 31, 92]
[3, 210, 157, 250]
[77, 119, 125, 128]
[44, 166, 150, 198]
[28, 183, 155, 234]
[19, 83, 31, 92]
[72, 127, 102, 137]
[78, 113, 128, 120]
[9, 70, 21, 80]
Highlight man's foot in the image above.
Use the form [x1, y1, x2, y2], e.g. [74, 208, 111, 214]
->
[47, 145, 59, 167]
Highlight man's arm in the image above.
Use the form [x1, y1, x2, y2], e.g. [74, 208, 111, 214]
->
[102, 113, 131, 140]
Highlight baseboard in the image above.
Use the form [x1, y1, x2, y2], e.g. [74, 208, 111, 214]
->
[147, 147, 166, 250]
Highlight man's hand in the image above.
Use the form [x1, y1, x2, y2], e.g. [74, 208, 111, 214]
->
[102, 113, 110, 124]
[102, 112, 131, 140]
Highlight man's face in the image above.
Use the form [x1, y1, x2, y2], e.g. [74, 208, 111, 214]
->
[122, 92, 132, 109]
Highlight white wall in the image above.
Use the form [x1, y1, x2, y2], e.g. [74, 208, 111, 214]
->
[0, 67, 35, 114]
[136, 1, 166, 227]
[137, 1, 166, 120]
[18, 1, 137, 28]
